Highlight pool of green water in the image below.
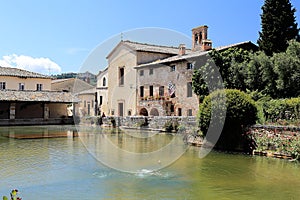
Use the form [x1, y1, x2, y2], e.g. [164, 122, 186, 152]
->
[0, 125, 300, 199]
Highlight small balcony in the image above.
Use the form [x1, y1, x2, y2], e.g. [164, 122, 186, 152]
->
[139, 96, 172, 102]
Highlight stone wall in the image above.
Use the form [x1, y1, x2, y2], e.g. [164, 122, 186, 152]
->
[100, 116, 197, 132]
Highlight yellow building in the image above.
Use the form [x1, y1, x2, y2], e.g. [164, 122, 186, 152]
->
[106, 40, 184, 116]
[0, 66, 76, 125]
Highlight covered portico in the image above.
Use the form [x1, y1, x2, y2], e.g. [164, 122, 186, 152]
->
[0, 90, 78, 125]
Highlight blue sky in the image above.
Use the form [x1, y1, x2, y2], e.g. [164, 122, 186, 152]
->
[0, 0, 299, 75]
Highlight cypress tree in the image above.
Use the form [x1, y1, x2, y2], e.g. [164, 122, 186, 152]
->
[257, 0, 299, 56]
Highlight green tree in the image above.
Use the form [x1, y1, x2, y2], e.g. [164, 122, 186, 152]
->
[257, 0, 299, 56]
[273, 40, 300, 98]
[192, 48, 251, 99]
[246, 51, 277, 97]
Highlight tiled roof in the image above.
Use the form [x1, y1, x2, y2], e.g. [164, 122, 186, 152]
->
[107, 40, 192, 58]
[0, 90, 78, 103]
[136, 41, 257, 68]
[77, 87, 97, 95]
[51, 78, 94, 93]
[0, 66, 50, 79]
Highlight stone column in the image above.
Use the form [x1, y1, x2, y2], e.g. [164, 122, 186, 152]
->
[44, 103, 49, 119]
[9, 102, 16, 119]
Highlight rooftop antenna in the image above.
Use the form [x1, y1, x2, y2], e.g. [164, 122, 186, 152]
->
[121, 32, 123, 41]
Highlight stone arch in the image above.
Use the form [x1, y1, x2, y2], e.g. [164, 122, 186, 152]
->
[139, 108, 148, 116]
[150, 108, 159, 116]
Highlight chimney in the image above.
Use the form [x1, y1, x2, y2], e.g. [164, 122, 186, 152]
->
[178, 44, 186, 56]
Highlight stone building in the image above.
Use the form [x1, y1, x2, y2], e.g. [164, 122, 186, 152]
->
[134, 26, 257, 116]
[51, 78, 98, 117]
[0, 66, 76, 125]
[96, 67, 108, 116]
[106, 40, 187, 116]
[100, 25, 257, 117]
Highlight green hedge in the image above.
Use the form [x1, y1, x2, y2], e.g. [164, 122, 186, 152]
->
[261, 97, 300, 122]
[198, 89, 258, 151]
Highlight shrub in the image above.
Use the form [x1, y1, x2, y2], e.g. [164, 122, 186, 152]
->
[262, 97, 300, 122]
[198, 89, 258, 151]
[163, 119, 179, 132]
[164, 120, 174, 132]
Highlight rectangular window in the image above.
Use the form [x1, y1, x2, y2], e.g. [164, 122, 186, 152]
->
[84, 100, 86, 108]
[149, 68, 154, 75]
[19, 83, 25, 91]
[100, 96, 103, 105]
[149, 85, 153, 97]
[178, 108, 182, 116]
[140, 86, 144, 98]
[187, 82, 193, 97]
[159, 86, 164, 96]
[170, 104, 175, 113]
[187, 62, 194, 70]
[188, 109, 193, 116]
[118, 102, 124, 117]
[119, 67, 124, 86]
[139, 70, 144, 76]
[170, 65, 176, 72]
[0, 82, 6, 90]
[36, 84, 43, 91]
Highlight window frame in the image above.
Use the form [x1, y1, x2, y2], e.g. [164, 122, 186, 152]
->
[187, 82, 193, 97]
[187, 62, 194, 70]
[149, 85, 153, 97]
[149, 68, 154, 75]
[159, 86, 164, 97]
[19, 83, 25, 91]
[139, 70, 144, 76]
[102, 77, 106, 87]
[0, 82, 6, 90]
[119, 67, 125, 86]
[170, 65, 176, 72]
[36, 83, 43, 91]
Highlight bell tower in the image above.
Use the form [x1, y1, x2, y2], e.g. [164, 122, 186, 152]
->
[192, 25, 212, 51]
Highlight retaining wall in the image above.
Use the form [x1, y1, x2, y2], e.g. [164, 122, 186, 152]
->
[100, 116, 197, 131]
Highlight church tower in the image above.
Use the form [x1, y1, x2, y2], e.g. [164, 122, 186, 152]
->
[192, 25, 212, 51]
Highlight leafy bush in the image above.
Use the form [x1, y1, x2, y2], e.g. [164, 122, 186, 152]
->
[261, 97, 300, 123]
[163, 119, 179, 132]
[163, 120, 173, 132]
[198, 89, 258, 151]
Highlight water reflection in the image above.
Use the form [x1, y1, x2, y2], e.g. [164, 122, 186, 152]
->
[78, 126, 188, 173]
[0, 125, 78, 139]
[1, 126, 300, 199]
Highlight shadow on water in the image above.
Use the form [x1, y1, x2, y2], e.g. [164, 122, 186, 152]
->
[0, 125, 78, 139]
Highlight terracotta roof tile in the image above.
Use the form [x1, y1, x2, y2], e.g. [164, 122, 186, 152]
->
[0, 90, 78, 102]
[0, 66, 50, 79]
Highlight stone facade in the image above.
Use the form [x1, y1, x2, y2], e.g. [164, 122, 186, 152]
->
[96, 25, 257, 118]
[106, 41, 177, 117]
[101, 116, 197, 131]
[136, 60, 199, 117]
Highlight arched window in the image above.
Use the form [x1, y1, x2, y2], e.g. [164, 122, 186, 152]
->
[103, 77, 106, 86]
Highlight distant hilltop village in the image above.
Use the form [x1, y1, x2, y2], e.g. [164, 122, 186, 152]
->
[0, 25, 257, 125]
[52, 71, 97, 86]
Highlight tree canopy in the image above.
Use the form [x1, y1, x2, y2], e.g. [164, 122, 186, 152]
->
[257, 0, 299, 56]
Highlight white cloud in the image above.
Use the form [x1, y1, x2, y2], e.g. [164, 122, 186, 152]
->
[0, 54, 61, 74]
